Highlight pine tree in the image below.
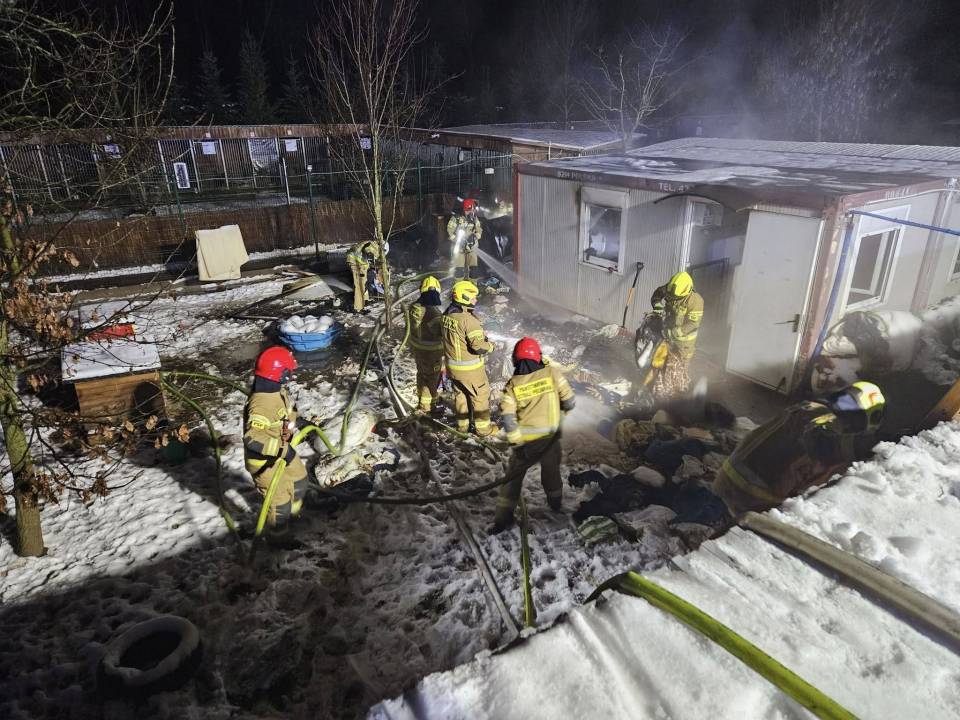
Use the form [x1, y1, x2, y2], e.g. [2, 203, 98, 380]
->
[196, 49, 232, 123]
[236, 30, 275, 124]
[280, 54, 315, 123]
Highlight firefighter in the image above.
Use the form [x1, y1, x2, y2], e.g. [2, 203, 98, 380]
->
[243, 346, 307, 534]
[649, 270, 704, 398]
[346, 240, 377, 312]
[409, 275, 445, 414]
[440, 280, 496, 435]
[492, 337, 576, 532]
[712, 381, 885, 517]
[447, 198, 482, 279]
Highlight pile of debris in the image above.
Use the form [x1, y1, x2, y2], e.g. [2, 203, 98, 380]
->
[568, 411, 758, 553]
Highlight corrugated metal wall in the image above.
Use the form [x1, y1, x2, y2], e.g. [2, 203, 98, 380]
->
[518, 174, 687, 327]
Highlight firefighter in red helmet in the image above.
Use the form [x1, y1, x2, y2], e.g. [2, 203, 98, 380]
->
[491, 337, 576, 533]
[243, 346, 307, 536]
[447, 197, 482, 279]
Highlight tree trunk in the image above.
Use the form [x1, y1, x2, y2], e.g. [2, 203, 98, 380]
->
[0, 323, 44, 556]
[0, 385, 44, 557]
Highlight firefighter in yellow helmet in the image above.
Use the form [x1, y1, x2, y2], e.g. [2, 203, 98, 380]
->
[492, 337, 576, 532]
[712, 381, 885, 517]
[440, 280, 496, 435]
[447, 198, 482, 279]
[409, 275, 445, 414]
[346, 240, 377, 312]
[243, 347, 307, 536]
[649, 270, 704, 398]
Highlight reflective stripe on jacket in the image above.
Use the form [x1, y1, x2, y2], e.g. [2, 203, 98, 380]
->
[409, 302, 444, 352]
[446, 214, 482, 248]
[651, 284, 704, 344]
[347, 241, 375, 269]
[243, 389, 296, 473]
[721, 401, 859, 505]
[500, 365, 575, 444]
[441, 304, 492, 373]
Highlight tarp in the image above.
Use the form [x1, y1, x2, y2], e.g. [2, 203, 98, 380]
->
[195, 224, 249, 282]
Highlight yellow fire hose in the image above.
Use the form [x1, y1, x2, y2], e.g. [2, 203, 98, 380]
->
[587, 571, 858, 720]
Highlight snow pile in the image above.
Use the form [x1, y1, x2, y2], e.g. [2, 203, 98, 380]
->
[280, 314, 335, 335]
[374, 421, 960, 719]
[915, 295, 960, 386]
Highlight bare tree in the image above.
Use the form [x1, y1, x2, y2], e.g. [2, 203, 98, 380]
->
[757, 0, 904, 142]
[580, 26, 687, 151]
[0, 2, 176, 556]
[310, 0, 439, 329]
[537, 0, 592, 124]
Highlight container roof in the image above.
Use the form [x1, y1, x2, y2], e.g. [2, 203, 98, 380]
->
[440, 123, 627, 151]
[519, 137, 960, 208]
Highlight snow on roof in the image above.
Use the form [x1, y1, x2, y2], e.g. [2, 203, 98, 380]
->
[441, 124, 626, 151]
[62, 338, 161, 382]
[375, 421, 960, 718]
[521, 137, 960, 203]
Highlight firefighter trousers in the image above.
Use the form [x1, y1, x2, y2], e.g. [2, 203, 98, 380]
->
[348, 262, 369, 311]
[494, 435, 563, 525]
[251, 454, 308, 527]
[453, 248, 478, 279]
[448, 366, 491, 433]
[413, 349, 444, 411]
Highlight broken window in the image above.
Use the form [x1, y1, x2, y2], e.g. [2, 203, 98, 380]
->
[581, 204, 622, 270]
[846, 228, 898, 307]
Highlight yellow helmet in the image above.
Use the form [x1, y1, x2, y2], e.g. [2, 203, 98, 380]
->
[829, 380, 885, 433]
[420, 275, 441, 294]
[451, 280, 479, 306]
[667, 271, 694, 298]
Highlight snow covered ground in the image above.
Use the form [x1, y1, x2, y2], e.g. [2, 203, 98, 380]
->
[373, 421, 960, 719]
[0, 274, 717, 719]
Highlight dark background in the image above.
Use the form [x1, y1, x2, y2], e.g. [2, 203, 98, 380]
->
[47, 0, 960, 142]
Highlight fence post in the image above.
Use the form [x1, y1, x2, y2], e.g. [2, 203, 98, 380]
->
[55, 146, 70, 199]
[0, 146, 17, 205]
[188, 140, 202, 193]
[307, 165, 319, 260]
[278, 137, 291, 204]
[36, 144, 55, 201]
[171, 171, 187, 239]
[218, 139, 229, 189]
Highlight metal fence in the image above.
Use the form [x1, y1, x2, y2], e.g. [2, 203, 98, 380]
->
[0, 135, 514, 213]
[1, 133, 515, 269]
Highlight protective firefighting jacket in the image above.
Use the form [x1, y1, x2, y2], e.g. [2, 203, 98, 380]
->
[720, 400, 869, 506]
[409, 302, 444, 353]
[446, 213, 482, 249]
[347, 241, 375, 271]
[651, 284, 704, 345]
[501, 364, 575, 444]
[243, 389, 297, 475]
[440, 304, 492, 373]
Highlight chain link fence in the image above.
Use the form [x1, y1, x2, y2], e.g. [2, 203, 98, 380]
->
[1, 133, 515, 271]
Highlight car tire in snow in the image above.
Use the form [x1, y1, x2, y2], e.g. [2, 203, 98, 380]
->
[97, 615, 202, 698]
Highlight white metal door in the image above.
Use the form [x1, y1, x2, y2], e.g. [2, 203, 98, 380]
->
[725, 211, 822, 392]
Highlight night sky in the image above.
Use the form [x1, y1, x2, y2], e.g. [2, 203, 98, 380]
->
[56, 0, 960, 142]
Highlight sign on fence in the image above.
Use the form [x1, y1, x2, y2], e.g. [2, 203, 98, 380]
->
[284, 139, 299, 152]
[201, 141, 217, 155]
[173, 162, 191, 190]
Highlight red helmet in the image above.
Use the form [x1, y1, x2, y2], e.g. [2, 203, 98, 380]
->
[513, 336, 542, 364]
[255, 346, 297, 382]
[462, 198, 477, 213]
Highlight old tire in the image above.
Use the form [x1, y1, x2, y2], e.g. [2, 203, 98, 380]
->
[98, 615, 202, 698]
